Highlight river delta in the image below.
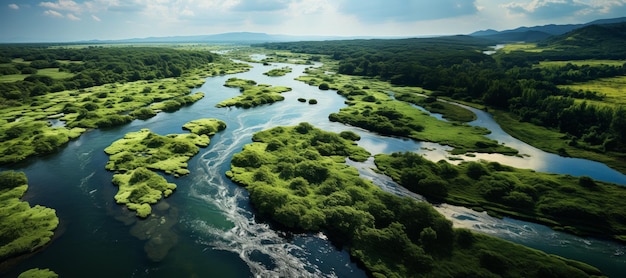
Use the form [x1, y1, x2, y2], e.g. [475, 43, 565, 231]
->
[3, 55, 626, 277]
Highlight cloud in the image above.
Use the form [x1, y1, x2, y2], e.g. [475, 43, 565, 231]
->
[503, 0, 626, 21]
[8, 3, 19, 10]
[91, 14, 101, 21]
[337, 0, 479, 22]
[67, 13, 80, 20]
[39, 0, 82, 13]
[504, 0, 587, 19]
[43, 9, 64, 18]
[231, 0, 290, 12]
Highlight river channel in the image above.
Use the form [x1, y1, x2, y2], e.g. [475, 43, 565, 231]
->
[4, 58, 625, 277]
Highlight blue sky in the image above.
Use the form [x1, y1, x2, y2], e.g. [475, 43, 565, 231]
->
[1, 0, 625, 42]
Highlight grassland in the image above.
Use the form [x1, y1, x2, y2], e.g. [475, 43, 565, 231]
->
[538, 60, 626, 68]
[226, 123, 603, 278]
[263, 66, 292, 77]
[375, 151, 626, 242]
[297, 65, 517, 155]
[0, 58, 249, 165]
[104, 119, 225, 217]
[18, 268, 58, 278]
[216, 78, 292, 108]
[0, 171, 59, 262]
[559, 75, 626, 107]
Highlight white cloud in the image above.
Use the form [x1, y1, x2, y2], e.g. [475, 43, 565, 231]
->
[39, 0, 82, 13]
[91, 14, 101, 21]
[43, 9, 64, 18]
[8, 3, 19, 10]
[67, 13, 80, 20]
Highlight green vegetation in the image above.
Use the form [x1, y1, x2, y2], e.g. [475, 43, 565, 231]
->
[394, 93, 477, 122]
[182, 118, 227, 135]
[375, 152, 626, 241]
[104, 119, 225, 217]
[0, 45, 249, 165]
[263, 66, 292, 77]
[217, 78, 292, 108]
[297, 66, 517, 155]
[258, 26, 626, 173]
[226, 123, 602, 277]
[0, 171, 58, 261]
[18, 268, 58, 278]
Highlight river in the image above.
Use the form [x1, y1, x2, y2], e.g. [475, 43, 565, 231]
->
[4, 59, 625, 277]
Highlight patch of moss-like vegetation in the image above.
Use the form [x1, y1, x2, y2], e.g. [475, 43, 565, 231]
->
[297, 66, 517, 155]
[105, 119, 225, 217]
[0, 171, 59, 261]
[182, 118, 227, 136]
[395, 93, 477, 122]
[18, 268, 58, 278]
[263, 66, 292, 77]
[216, 78, 292, 108]
[226, 123, 602, 277]
[375, 152, 626, 242]
[0, 46, 250, 165]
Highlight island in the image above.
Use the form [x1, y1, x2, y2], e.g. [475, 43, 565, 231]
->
[104, 118, 226, 217]
[263, 66, 292, 77]
[0, 171, 58, 270]
[216, 78, 292, 108]
[226, 122, 602, 277]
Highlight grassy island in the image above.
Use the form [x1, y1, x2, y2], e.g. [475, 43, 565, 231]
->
[375, 152, 626, 242]
[0, 45, 249, 165]
[18, 268, 58, 278]
[296, 67, 517, 155]
[226, 123, 602, 277]
[263, 66, 292, 77]
[0, 171, 59, 262]
[104, 119, 225, 217]
[217, 78, 292, 108]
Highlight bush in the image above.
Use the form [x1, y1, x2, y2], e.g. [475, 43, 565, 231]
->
[0, 171, 28, 189]
[308, 99, 318, 104]
[318, 83, 330, 90]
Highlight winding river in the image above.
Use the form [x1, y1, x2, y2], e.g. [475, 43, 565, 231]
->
[5, 59, 625, 277]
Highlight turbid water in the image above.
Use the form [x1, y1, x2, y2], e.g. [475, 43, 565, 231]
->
[4, 59, 625, 277]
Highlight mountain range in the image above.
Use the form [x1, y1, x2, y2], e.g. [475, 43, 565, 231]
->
[469, 17, 626, 42]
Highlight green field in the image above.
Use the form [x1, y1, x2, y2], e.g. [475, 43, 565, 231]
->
[538, 60, 626, 68]
[560, 75, 626, 107]
[0, 68, 75, 83]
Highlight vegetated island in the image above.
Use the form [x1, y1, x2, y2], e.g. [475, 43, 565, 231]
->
[104, 118, 226, 218]
[0, 46, 249, 165]
[17, 268, 58, 278]
[256, 28, 626, 173]
[216, 78, 292, 108]
[263, 66, 292, 77]
[375, 152, 626, 243]
[226, 122, 602, 278]
[296, 67, 518, 155]
[0, 171, 58, 273]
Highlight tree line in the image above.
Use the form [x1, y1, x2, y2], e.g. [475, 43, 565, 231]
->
[0, 46, 217, 106]
[257, 30, 626, 154]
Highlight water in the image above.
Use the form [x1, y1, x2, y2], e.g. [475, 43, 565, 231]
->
[3, 59, 625, 277]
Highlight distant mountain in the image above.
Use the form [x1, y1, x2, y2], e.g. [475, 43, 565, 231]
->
[543, 22, 626, 47]
[470, 17, 626, 42]
[80, 32, 396, 44]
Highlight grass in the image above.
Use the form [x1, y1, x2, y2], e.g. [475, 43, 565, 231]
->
[105, 119, 225, 217]
[0, 171, 59, 261]
[18, 268, 58, 278]
[226, 123, 603, 278]
[0, 59, 250, 165]
[493, 110, 626, 174]
[263, 66, 292, 77]
[559, 75, 626, 107]
[216, 78, 292, 108]
[0, 68, 75, 83]
[375, 151, 626, 242]
[499, 43, 554, 53]
[297, 66, 517, 155]
[538, 60, 626, 68]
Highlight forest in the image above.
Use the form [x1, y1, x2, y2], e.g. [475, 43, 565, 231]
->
[257, 22, 626, 169]
[0, 46, 217, 105]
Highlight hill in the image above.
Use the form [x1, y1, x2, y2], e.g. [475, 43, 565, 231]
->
[470, 17, 626, 42]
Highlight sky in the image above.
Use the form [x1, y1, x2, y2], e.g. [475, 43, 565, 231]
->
[1, 0, 625, 42]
